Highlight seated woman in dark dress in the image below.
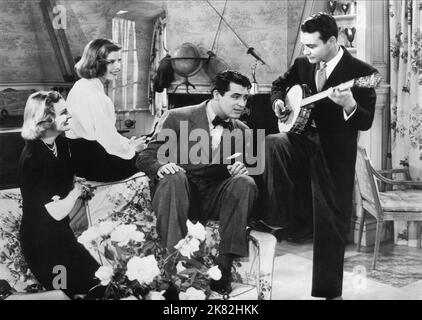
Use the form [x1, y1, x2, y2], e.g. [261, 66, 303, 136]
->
[18, 91, 102, 299]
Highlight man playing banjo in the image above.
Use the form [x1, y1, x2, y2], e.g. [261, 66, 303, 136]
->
[251, 12, 379, 299]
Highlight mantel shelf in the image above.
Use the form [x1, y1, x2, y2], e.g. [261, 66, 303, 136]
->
[168, 83, 212, 95]
[333, 14, 357, 21]
[168, 83, 273, 94]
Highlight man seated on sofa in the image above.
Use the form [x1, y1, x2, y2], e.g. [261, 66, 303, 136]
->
[136, 70, 258, 294]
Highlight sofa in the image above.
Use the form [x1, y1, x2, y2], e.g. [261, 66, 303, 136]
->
[0, 187, 276, 300]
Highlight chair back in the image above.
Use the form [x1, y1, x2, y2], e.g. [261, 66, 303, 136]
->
[355, 146, 383, 219]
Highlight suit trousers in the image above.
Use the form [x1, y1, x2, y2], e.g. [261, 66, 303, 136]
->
[260, 129, 346, 298]
[152, 171, 258, 258]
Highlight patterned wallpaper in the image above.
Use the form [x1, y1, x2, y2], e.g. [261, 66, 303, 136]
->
[56, 0, 108, 59]
[0, 0, 109, 82]
[288, 0, 306, 65]
[0, 0, 306, 103]
[0, 0, 47, 82]
[166, 0, 289, 86]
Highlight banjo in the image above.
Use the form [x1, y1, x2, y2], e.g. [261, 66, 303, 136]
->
[278, 72, 382, 134]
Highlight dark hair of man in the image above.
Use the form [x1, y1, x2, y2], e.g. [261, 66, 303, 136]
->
[75, 38, 122, 79]
[211, 70, 252, 96]
[300, 12, 338, 42]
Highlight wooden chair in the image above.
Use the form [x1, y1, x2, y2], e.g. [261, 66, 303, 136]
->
[354, 146, 422, 269]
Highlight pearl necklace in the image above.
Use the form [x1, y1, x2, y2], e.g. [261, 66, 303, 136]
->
[43, 140, 58, 157]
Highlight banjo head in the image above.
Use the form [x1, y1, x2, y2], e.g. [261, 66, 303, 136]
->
[278, 84, 306, 133]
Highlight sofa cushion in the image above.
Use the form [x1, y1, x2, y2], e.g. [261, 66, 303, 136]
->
[0, 189, 41, 292]
[379, 190, 422, 212]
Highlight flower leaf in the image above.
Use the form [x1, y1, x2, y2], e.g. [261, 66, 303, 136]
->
[104, 245, 115, 261]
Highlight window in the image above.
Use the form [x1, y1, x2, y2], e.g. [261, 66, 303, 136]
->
[111, 17, 139, 111]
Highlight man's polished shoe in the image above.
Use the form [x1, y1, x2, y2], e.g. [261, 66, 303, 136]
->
[0, 280, 14, 300]
[210, 265, 232, 295]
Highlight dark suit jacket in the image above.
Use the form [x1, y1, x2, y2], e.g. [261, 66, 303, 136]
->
[271, 48, 377, 217]
[137, 101, 249, 182]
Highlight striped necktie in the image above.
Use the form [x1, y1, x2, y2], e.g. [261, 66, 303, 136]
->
[316, 62, 327, 92]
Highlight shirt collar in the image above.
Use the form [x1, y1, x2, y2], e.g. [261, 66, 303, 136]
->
[321, 46, 344, 78]
[206, 101, 216, 129]
[206, 101, 229, 128]
[85, 78, 106, 93]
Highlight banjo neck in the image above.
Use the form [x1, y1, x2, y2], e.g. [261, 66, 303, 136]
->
[300, 79, 354, 107]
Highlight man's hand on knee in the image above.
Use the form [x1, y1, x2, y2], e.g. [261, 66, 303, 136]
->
[227, 161, 249, 176]
[157, 163, 186, 179]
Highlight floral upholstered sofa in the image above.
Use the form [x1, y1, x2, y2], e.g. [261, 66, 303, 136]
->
[0, 189, 39, 293]
[0, 183, 276, 300]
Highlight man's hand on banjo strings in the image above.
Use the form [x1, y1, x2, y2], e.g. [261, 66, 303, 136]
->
[327, 87, 357, 115]
[273, 99, 291, 123]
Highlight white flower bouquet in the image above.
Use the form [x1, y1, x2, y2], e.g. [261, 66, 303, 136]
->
[78, 218, 221, 300]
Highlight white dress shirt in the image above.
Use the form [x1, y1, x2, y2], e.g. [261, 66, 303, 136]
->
[316, 47, 357, 120]
[205, 102, 230, 150]
[66, 78, 135, 159]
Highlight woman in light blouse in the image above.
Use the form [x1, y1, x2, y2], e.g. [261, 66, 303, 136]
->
[66, 39, 152, 228]
[66, 38, 146, 182]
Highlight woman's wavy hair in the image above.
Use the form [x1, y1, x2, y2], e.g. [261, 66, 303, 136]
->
[75, 38, 122, 79]
[21, 91, 63, 140]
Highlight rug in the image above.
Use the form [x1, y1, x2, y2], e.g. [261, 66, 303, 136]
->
[271, 253, 421, 299]
[343, 246, 422, 288]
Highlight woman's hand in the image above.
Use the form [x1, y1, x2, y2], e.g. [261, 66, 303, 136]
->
[327, 87, 357, 115]
[74, 178, 96, 200]
[45, 186, 82, 221]
[130, 136, 148, 152]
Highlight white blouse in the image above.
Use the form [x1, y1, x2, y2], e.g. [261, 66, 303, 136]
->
[66, 78, 135, 160]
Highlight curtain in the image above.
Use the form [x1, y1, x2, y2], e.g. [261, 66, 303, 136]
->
[389, 0, 422, 247]
[389, 0, 422, 180]
[112, 17, 138, 111]
[148, 16, 168, 117]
